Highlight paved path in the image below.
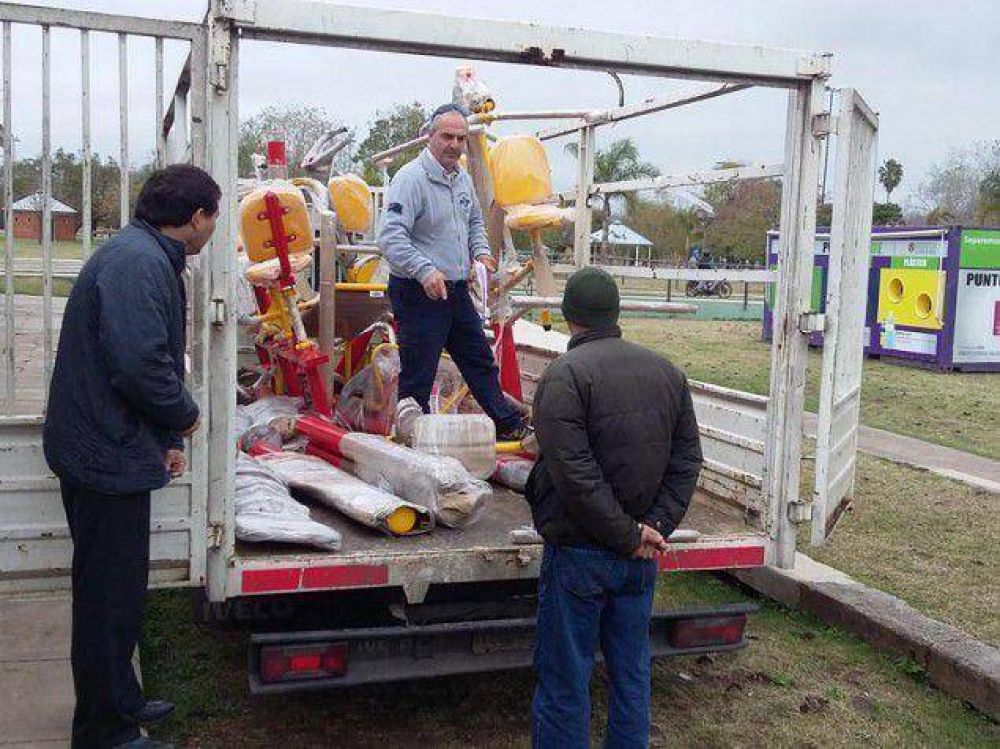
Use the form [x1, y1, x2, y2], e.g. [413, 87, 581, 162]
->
[0, 595, 74, 747]
[803, 413, 1000, 493]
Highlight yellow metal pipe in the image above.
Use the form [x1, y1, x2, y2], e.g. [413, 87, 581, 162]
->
[496, 440, 525, 454]
[335, 282, 388, 293]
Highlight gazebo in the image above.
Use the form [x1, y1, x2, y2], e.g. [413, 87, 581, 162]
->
[589, 222, 654, 266]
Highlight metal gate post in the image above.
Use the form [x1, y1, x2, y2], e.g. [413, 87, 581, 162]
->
[205, 6, 239, 601]
[573, 125, 595, 267]
[764, 79, 824, 569]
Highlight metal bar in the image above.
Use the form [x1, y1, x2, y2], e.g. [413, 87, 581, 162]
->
[0, 2, 202, 40]
[41, 24, 53, 397]
[764, 80, 823, 568]
[205, 17, 239, 602]
[572, 125, 595, 267]
[80, 29, 92, 259]
[589, 163, 783, 196]
[335, 243, 381, 254]
[118, 33, 129, 228]
[743, 281, 748, 310]
[185, 28, 209, 588]
[369, 124, 485, 165]
[2, 21, 13, 413]
[468, 108, 594, 125]
[162, 52, 191, 153]
[511, 296, 697, 314]
[550, 263, 773, 282]
[155, 37, 165, 169]
[538, 84, 751, 141]
[230, 1, 830, 86]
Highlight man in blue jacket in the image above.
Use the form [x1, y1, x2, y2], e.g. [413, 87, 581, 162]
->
[44, 165, 219, 749]
[377, 103, 528, 440]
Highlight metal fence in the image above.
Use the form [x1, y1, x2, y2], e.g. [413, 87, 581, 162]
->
[0, 3, 206, 418]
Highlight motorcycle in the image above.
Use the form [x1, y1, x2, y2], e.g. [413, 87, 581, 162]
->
[685, 278, 732, 298]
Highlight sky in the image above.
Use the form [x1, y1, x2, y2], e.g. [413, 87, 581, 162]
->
[3, 0, 998, 209]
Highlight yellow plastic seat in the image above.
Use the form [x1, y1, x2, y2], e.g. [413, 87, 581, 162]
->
[239, 183, 313, 263]
[328, 174, 373, 233]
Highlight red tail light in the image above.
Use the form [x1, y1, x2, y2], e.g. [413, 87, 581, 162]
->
[260, 642, 348, 683]
[669, 615, 747, 649]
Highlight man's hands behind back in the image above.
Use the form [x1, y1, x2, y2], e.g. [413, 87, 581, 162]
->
[633, 523, 668, 559]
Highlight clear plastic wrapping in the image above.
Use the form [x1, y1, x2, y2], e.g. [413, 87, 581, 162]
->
[335, 348, 468, 435]
[235, 453, 342, 551]
[244, 252, 313, 288]
[257, 451, 432, 536]
[489, 135, 553, 208]
[493, 457, 534, 493]
[235, 395, 304, 443]
[335, 345, 400, 435]
[411, 414, 496, 479]
[338, 432, 492, 528]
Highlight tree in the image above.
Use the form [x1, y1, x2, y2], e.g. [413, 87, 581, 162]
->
[1, 150, 154, 232]
[878, 158, 903, 201]
[565, 137, 660, 261]
[629, 197, 698, 264]
[702, 178, 781, 263]
[978, 170, 1000, 224]
[239, 104, 350, 179]
[918, 140, 1000, 223]
[872, 202, 903, 225]
[354, 102, 428, 186]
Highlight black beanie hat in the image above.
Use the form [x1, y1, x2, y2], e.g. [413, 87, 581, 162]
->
[561, 266, 620, 328]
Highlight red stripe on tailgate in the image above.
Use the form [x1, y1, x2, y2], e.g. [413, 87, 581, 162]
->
[301, 564, 389, 589]
[242, 568, 303, 593]
[657, 544, 765, 572]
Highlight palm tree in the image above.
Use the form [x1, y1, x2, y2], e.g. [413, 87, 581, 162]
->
[565, 138, 660, 262]
[878, 158, 903, 202]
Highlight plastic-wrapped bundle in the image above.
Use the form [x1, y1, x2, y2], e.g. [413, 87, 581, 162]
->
[335, 348, 468, 435]
[411, 414, 496, 479]
[335, 345, 399, 435]
[235, 395, 304, 443]
[489, 135, 553, 208]
[257, 451, 432, 536]
[244, 252, 313, 288]
[235, 454, 341, 551]
[339, 433, 491, 528]
[493, 456, 534, 493]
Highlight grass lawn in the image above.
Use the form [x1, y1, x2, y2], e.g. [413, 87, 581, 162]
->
[6, 236, 87, 260]
[804, 454, 999, 645]
[621, 318, 999, 461]
[141, 573, 998, 747]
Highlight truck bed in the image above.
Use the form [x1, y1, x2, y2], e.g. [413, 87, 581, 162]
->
[230, 489, 768, 602]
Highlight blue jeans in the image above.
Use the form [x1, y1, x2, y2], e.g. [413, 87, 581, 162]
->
[533, 544, 657, 749]
[388, 276, 522, 432]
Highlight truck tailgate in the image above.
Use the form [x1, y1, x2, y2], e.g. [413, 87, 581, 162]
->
[230, 490, 768, 603]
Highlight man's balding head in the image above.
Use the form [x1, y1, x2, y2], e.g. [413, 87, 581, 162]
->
[427, 103, 470, 171]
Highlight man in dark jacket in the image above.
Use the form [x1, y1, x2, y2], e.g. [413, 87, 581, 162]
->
[43, 165, 220, 749]
[526, 266, 703, 749]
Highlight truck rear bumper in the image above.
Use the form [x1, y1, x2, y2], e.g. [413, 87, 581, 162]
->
[248, 602, 758, 694]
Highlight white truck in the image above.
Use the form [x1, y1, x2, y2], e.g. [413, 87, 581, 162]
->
[0, 1, 877, 692]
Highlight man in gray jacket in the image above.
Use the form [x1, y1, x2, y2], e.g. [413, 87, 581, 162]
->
[527, 266, 703, 748]
[377, 103, 527, 440]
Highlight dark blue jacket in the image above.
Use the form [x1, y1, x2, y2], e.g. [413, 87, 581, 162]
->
[43, 219, 200, 494]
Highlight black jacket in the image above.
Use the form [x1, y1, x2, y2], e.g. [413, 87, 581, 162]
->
[43, 219, 199, 494]
[526, 327, 703, 556]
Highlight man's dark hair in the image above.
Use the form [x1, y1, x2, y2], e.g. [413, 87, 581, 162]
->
[133, 165, 221, 228]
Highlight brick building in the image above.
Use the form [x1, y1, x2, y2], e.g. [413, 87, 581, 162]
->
[10, 192, 79, 242]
